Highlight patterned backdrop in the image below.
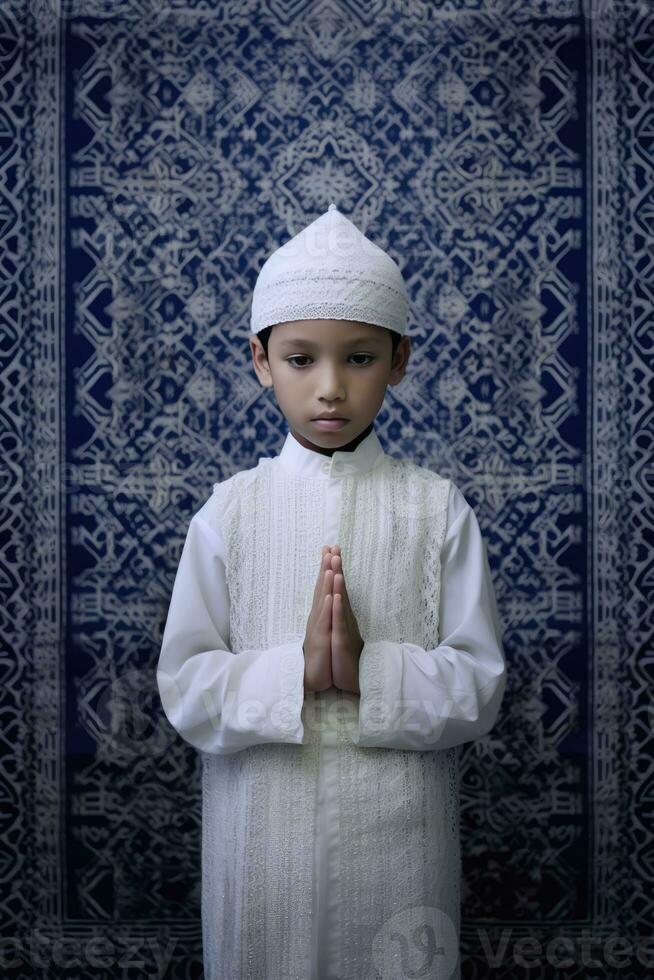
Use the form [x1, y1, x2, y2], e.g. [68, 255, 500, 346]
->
[2, 0, 652, 977]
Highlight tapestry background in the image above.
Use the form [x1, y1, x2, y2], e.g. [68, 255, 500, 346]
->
[2, 0, 652, 977]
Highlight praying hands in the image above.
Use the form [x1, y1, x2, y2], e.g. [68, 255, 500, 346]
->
[302, 544, 363, 695]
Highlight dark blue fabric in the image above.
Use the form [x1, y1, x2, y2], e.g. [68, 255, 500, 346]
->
[2, 0, 651, 976]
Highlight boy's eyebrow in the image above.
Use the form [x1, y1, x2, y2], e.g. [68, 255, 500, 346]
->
[277, 335, 385, 349]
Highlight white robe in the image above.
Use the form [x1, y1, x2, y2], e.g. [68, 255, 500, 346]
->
[157, 427, 507, 979]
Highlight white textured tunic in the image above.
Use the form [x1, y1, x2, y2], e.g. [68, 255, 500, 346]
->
[157, 427, 507, 980]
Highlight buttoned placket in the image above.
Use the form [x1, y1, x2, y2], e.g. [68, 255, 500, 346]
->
[313, 462, 349, 980]
[320, 465, 343, 750]
[276, 430, 386, 980]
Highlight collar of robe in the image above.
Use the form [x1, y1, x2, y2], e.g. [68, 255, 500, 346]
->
[278, 425, 387, 480]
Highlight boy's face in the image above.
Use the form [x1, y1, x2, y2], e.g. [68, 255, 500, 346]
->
[250, 318, 411, 455]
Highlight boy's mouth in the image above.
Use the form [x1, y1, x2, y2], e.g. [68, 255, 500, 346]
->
[312, 418, 349, 428]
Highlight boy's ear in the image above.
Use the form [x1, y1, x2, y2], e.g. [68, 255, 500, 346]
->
[388, 336, 411, 386]
[249, 336, 273, 388]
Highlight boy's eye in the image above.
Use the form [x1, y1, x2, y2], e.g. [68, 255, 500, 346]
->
[286, 354, 375, 368]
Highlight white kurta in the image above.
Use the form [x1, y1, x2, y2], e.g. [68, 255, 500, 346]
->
[157, 427, 507, 980]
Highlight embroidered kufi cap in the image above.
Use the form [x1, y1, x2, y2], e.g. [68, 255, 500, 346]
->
[250, 202, 408, 337]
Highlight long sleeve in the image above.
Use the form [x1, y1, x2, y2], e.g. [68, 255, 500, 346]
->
[350, 484, 507, 751]
[156, 510, 306, 755]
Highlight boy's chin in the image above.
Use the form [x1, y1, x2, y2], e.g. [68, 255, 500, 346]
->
[292, 420, 373, 453]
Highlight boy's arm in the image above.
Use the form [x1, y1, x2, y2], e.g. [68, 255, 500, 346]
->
[156, 510, 305, 755]
[348, 484, 507, 752]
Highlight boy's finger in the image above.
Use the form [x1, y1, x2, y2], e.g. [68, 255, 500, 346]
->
[321, 592, 332, 627]
[321, 568, 333, 600]
[332, 563, 350, 604]
[313, 551, 331, 605]
[335, 595, 348, 638]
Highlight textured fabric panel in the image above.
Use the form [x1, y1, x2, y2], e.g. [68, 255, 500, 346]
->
[201, 460, 325, 978]
[334, 461, 459, 979]
[199, 453, 453, 977]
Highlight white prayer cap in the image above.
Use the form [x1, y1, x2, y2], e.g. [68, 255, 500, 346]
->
[250, 202, 408, 336]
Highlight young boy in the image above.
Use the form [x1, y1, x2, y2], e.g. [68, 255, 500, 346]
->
[156, 203, 507, 980]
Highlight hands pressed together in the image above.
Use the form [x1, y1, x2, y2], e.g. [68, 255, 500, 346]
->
[303, 545, 364, 695]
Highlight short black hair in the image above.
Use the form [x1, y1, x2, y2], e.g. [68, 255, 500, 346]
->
[256, 323, 402, 362]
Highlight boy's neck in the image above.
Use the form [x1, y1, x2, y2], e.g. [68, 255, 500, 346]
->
[291, 421, 374, 457]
